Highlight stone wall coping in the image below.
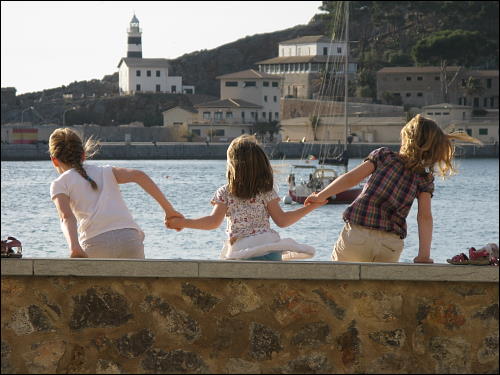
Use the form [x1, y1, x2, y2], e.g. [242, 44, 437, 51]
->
[1, 258, 498, 282]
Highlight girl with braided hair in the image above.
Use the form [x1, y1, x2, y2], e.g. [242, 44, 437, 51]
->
[305, 115, 482, 264]
[49, 128, 181, 258]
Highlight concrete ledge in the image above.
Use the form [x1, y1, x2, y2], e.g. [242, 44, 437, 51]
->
[0, 259, 33, 275]
[2, 258, 499, 282]
[360, 262, 499, 282]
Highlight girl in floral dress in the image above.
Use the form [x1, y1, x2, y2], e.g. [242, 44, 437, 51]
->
[167, 134, 325, 260]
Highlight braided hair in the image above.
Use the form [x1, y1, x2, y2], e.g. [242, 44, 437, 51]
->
[49, 128, 100, 190]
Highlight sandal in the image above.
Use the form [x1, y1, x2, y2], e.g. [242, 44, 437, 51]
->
[1, 236, 23, 258]
[469, 247, 490, 265]
[447, 253, 470, 265]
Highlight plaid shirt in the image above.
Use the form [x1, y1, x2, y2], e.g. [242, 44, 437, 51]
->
[343, 147, 434, 239]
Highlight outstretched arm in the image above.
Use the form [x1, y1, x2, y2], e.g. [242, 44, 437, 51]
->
[167, 203, 227, 231]
[267, 198, 325, 228]
[414, 192, 433, 264]
[304, 160, 374, 205]
[52, 193, 88, 258]
[112, 167, 182, 221]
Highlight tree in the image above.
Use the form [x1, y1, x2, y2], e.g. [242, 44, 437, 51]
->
[412, 29, 493, 102]
[309, 115, 321, 141]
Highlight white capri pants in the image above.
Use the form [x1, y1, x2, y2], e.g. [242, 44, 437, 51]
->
[82, 228, 145, 259]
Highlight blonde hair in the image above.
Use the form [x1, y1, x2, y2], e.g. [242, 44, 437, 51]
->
[226, 134, 273, 199]
[400, 114, 482, 177]
[49, 128, 100, 190]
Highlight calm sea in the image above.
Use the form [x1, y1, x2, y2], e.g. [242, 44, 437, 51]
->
[1, 158, 498, 263]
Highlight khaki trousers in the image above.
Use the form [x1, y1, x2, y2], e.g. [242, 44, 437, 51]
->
[332, 222, 403, 262]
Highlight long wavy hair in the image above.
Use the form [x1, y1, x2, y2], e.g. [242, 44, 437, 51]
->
[399, 114, 482, 177]
[226, 134, 274, 199]
[49, 128, 100, 190]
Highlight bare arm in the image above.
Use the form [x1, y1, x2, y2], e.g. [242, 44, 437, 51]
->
[112, 167, 181, 218]
[267, 198, 325, 228]
[304, 160, 374, 204]
[168, 203, 227, 231]
[52, 194, 88, 258]
[414, 192, 433, 264]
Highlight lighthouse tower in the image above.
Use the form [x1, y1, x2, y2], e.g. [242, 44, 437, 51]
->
[127, 14, 142, 58]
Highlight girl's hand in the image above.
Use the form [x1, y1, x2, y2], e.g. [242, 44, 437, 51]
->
[165, 211, 184, 232]
[304, 192, 327, 206]
[166, 216, 185, 231]
[413, 256, 434, 264]
[70, 247, 88, 258]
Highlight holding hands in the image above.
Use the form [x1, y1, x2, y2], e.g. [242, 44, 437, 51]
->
[304, 192, 329, 206]
[165, 211, 185, 231]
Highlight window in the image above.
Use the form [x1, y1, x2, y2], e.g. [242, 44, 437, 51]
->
[262, 112, 266, 119]
[323, 47, 328, 56]
[311, 63, 319, 71]
[264, 96, 268, 102]
[241, 112, 245, 119]
[244, 81, 256, 87]
[491, 97, 495, 107]
[466, 129, 472, 136]
[215, 129, 225, 136]
[225, 81, 238, 87]
[156, 84, 161, 92]
[214, 112, 223, 120]
[275, 112, 279, 120]
[484, 98, 488, 107]
[136, 84, 141, 91]
[128, 37, 141, 44]
[337, 47, 342, 54]
[427, 112, 433, 115]
[156, 70, 160, 77]
[443, 112, 450, 115]
[226, 112, 233, 119]
[459, 97, 463, 105]
[464, 98, 467, 106]
[417, 76, 423, 81]
[479, 128, 488, 135]
[487, 79, 492, 88]
[136, 70, 141, 77]
[473, 97, 479, 107]
[406, 76, 412, 81]
[263, 81, 269, 87]
[435, 112, 441, 115]
[268, 112, 272, 121]
[273, 96, 277, 102]
[462, 112, 466, 120]
[406, 93, 411, 97]
[241, 129, 245, 134]
[393, 93, 401, 96]
[417, 92, 423, 97]
[251, 112, 256, 119]
[147, 70, 151, 77]
[461, 79, 467, 87]
[191, 129, 201, 136]
[435, 76, 440, 80]
[203, 112, 211, 120]
[171, 85, 177, 93]
[173, 122, 183, 126]
[272, 82, 278, 87]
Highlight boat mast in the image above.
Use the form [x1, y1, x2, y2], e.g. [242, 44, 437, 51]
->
[344, 0, 349, 174]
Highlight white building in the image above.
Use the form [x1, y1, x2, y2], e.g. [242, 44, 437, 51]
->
[118, 15, 194, 95]
[217, 69, 282, 122]
[256, 35, 357, 99]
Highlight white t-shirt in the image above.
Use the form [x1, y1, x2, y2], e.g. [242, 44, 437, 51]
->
[50, 164, 142, 244]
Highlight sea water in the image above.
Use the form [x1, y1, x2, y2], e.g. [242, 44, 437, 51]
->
[1, 158, 498, 263]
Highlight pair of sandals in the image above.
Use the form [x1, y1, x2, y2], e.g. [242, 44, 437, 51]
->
[447, 247, 497, 266]
[1, 236, 23, 258]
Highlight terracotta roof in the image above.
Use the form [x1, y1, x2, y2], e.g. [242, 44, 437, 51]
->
[256, 55, 355, 64]
[280, 35, 332, 45]
[163, 106, 198, 114]
[216, 69, 278, 80]
[194, 98, 261, 109]
[377, 66, 462, 74]
[468, 70, 499, 77]
[117, 58, 170, 68]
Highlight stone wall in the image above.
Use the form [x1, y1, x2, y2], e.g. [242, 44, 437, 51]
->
[1, 259, 498, 374]
[1, 142, 498, 161]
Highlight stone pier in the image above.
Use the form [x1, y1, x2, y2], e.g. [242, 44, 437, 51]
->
[1, 259, 498, 374]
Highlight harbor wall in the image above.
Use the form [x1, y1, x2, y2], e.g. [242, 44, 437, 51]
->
[1, 259, 498, 374]
[1, 142, 498, 161]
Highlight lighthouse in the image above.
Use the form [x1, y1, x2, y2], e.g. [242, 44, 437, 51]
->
[127, 14, 142, 58]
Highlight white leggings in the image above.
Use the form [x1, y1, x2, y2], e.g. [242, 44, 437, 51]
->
[82, 228, 145, 259]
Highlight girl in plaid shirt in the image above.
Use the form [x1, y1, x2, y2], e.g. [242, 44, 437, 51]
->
[305, 115, 481, 263]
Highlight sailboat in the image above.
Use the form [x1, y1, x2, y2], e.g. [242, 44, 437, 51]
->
[286, 1, 363, 205]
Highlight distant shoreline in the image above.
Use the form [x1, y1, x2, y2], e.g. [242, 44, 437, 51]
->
[1, 142, 498, 161]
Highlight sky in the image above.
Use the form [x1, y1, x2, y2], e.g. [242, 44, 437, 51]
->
[1, 1, 324, 94]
